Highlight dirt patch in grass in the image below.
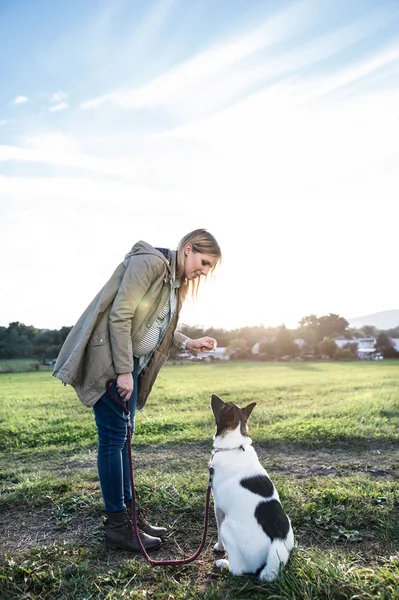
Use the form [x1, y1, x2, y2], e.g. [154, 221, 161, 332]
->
[0, 501, 221, 578]
[0, 502, 395, 568]
[0, 505, 103, 556]
[1, 444, 397, 564]
[132, 442, 399, 480]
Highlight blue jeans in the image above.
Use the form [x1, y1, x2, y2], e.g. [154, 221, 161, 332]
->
[93, 359, 139, 513]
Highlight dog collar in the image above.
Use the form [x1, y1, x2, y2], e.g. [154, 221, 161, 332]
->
[212, 445, 246, 454]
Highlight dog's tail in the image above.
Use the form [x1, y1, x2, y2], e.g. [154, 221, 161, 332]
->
[258, 530, 294, 582]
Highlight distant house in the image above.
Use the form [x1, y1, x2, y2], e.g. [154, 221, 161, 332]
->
[177, 347, 230, 361]
[335, 337, 382, 359]
[251, 335, 397, 361]
[294, 338, 306, 350]
[334, 339, 352, 349]
[356, 338, 378, 359]
[335, 337, 373, 356]
[251, 339, 305, 356]
[391, 339, 399, 352]
[197, 347, 230, 361]
[251, 342, 261, 355]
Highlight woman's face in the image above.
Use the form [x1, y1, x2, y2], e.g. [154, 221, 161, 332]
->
[183, 244, 218, 280]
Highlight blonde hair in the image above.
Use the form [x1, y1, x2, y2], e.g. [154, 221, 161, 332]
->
[176, 229, 222, 299]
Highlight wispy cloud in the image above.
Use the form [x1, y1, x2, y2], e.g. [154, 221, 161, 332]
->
[50, 90, 69, 103]
[12, 95, 29, 105]
[0, 131, 145, 179]
[49, 102, 69, 112]
[294, 42, 399, 102]
[49, 91, 69, 112]
[80, 0, 318, 113]
[79, 0, 398, 131]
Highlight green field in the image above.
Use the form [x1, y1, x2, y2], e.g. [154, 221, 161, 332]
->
[0, 361, 398, 599]
[0, 358, 53, 373]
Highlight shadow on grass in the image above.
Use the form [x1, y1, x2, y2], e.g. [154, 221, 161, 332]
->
[133, 435, 399, 453]
[3, 433, 398, 467]
[379, 407, 399, 419]
[284, 362, 321, 371]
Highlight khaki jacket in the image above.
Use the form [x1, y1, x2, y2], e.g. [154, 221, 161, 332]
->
[53, 241, 188, 409]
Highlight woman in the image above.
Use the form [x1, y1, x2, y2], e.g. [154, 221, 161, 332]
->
[53, 229, 222, 552]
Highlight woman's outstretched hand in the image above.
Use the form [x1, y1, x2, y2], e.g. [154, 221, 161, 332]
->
[116, 372, 133, 402]
[187, 337, 217, 354]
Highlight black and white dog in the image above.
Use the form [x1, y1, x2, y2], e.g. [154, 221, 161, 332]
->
[210, 394, 294, 581]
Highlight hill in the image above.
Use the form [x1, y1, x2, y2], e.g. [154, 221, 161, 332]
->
[348, 309, 399, 330]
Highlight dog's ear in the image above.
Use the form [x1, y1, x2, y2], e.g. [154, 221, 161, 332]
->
[211, 394, 225, 416]
[242, 402, 257, 421]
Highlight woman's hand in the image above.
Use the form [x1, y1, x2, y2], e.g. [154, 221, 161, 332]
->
[187, 337, 217, 354]
[116, 372, 133, 402]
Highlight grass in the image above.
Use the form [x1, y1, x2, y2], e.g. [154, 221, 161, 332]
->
[0, 358, 52, 373]
[0, 361, 398, 599]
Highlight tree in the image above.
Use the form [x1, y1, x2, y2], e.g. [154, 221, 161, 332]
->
[274, 325, 298, 358]
[298, 314, 320, 331]
[0, 322, 72, 360]
[335, 348, 355, 361]
[362, 325, 377, 337]
[297, 313, 349, 351]
[386, 326, 399, 338]
[0, 322, 38, 358]
[297, 314, 320, 353]
[0, 326, 8, 358]
[375, 333, 398, 358]
[178, 324, 205, 340]
[258, 340, 277, 361]
[227, 326, 277, 351]
[203, 327, 231, 347]
[318, 314, 349, 339]
[32, 330, 62, 361]
[345, 342, 358, 355]
[227, 338, 250, 360]
[318, 337, 338, 359]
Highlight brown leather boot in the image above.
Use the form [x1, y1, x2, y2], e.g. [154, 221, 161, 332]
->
[105, 510, 162, 552]
[125, 501, 167, 538]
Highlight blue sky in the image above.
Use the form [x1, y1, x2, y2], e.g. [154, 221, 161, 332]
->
[1, 0, 398, 330]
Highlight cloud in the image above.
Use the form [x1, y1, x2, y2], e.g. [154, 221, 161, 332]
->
[0, 131, 146, 179]
[78, 0, 399, 134]
[49, 102, 69, 112]
[48, 90, 69, 112]
[12, 95, 29, 105]
[294, 42, 399, 102]
[0, 120, 8, 127]
[80, 0, 318, 113]
[50, 91, 69, 103]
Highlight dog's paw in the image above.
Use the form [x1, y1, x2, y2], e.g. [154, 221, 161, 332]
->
[215, 559, 229, 570]
[213, 541, 225, 553]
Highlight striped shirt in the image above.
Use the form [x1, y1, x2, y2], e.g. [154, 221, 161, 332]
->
[134, 298, 170, 357]
[133, 248, 180, 374]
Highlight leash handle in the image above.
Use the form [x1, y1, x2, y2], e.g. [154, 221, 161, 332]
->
[106, 379, 213, 566]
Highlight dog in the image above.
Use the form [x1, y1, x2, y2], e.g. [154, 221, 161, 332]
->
[209, 394, 294, 582]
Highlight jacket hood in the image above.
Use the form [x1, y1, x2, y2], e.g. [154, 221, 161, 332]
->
[125, 240, 176, 281]
[125, 240, 168, 262]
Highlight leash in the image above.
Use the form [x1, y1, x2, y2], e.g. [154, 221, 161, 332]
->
[106, 379, 214, 565]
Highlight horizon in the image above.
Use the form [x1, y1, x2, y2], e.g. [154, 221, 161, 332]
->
[2, 307, 399, 333]
[1, 0, 398, 331]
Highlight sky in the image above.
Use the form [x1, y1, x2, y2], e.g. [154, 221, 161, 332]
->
[0, 0, 398, 332]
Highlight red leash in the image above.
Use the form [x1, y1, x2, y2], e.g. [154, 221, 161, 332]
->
[106, 379, 214, 565]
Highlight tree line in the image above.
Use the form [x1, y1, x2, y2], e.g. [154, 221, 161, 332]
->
[0, 323, 72, 361]
[1, 313, 398, 361]
[178, 314, 399, 360]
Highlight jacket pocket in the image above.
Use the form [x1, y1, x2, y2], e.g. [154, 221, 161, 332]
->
[83, 330, 113, 390]
[88, 330, 110, 346]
